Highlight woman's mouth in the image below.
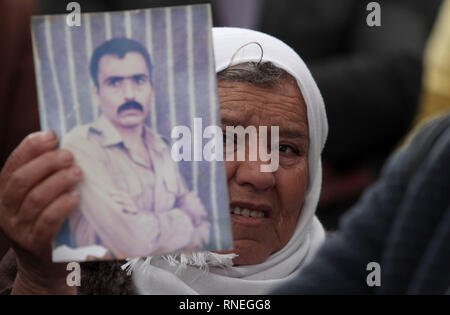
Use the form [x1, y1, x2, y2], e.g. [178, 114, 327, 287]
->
[230, 206, 266, 218]
[229, 202, 272, 222]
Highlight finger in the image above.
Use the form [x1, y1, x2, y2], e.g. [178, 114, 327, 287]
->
[29, 190, 80, 254]
[0, 131, 57, 183]
[19, 165, 83, 222]
[2, 150, 74, 211]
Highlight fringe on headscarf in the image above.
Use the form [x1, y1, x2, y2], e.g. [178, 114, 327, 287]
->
[121, 252, 237, 276]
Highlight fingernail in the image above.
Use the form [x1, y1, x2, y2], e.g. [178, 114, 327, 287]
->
[59, 150, 73, 164]
[40, 131, 55, 141]
[72, 166, 82, 178]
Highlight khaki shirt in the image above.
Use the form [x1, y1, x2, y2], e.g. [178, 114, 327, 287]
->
[61, 116, 207, 259]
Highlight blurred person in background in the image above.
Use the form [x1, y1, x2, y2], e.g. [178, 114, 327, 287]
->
[402, 0, 450, 141]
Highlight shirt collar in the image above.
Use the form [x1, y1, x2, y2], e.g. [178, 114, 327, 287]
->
[89, 115, 124, 147]
[89, 115, 166, 154]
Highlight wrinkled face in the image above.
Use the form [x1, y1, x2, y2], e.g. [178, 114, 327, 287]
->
[218, 78, 309, 265]
[95, 52, 152, 129]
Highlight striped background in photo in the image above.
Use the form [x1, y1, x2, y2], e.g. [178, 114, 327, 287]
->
[31, 5, 231, 252]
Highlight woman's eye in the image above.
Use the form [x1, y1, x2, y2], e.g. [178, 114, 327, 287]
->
[279, 144, 298, 155]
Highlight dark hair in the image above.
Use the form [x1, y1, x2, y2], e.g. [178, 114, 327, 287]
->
[217, 61, 290, 88]
[90, 37, 153, 88]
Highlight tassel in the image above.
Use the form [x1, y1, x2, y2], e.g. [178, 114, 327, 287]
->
[121, 251, 238, 276]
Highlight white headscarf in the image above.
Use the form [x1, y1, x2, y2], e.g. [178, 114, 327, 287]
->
[125, 27, 329, 295]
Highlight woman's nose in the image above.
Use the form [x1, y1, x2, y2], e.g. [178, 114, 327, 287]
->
[234, 159, 276, 192]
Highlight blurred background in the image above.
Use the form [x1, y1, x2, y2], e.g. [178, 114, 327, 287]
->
[1, 0, 448, 231]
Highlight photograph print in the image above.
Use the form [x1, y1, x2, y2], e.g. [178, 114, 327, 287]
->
[30, 4, 232, 262]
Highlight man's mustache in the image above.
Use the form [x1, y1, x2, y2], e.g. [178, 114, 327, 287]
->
[117, 101, 144, 114]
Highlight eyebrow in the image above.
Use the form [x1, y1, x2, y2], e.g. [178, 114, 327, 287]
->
[221, 117, 308, 140]
[103, 74, 148, 84]
[103, 76, 124, 84]
[279, 128, 308, 139]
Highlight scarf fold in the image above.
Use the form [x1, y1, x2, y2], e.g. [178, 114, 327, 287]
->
[126, 27, 329, 295]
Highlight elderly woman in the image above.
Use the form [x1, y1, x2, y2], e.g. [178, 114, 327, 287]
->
[129, 27, 328, 295]
[0, 27, 328, 294]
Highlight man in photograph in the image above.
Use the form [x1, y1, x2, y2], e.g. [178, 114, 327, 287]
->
[60, 38, 210, 259]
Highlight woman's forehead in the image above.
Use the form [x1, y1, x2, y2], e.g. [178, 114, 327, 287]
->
[218, 80, 309, 132]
